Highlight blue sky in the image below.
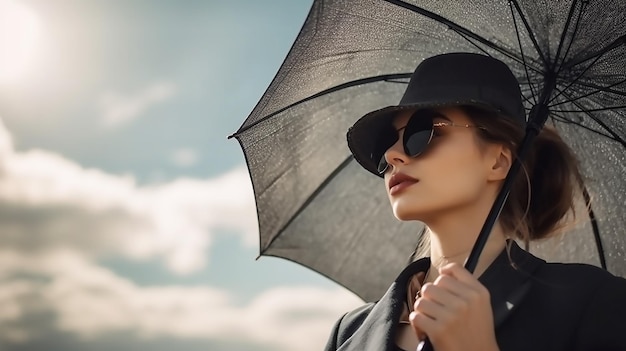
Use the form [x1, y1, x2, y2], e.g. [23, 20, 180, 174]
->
[0, 1, 363, 350]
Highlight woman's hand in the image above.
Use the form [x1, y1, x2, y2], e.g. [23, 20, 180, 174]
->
[409, 263, 500, 351]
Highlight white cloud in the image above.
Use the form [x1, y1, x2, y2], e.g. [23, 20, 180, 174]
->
[0, 117, 366, 351]
[170, 147, 198, 168]
[99, 81, 177, 128]
[0, 250, 363, 351]
[0, 118, 257, 274]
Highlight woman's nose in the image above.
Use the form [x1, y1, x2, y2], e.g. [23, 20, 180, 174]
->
[384, 139, 408, 170]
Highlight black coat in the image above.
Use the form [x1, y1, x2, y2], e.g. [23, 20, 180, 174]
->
[324, 241, 626, 351]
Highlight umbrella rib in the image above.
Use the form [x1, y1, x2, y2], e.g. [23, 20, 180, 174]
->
[549, 51, 610, 104]
[582, 186, 607, 270]
[552, 0, 579, 72]
[228, 73, 411, 138]
[558, 79, 626, 99]
[453, 30, 543, 78]
[510, 0, 549, 67]
[509, 0, 537, 104]
[519, 93, 536, 107]
[550, 78, 626, 107]
[262, 155, 354, 253]
[556, 0, 587, 75]
[456, 31, 492, 57]
[520, 87, 540, 107]
[559, 90, 626, 148]
[550, 112, 618, 141]
[563, 34, 626, 69]
[551, 105, 626, 113]
[382, 0, 536, 70]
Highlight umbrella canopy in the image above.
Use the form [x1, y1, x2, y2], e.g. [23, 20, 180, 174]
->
[230, 0, 626, 302]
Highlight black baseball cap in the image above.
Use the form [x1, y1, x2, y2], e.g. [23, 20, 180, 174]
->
[347, 52, 525, 176]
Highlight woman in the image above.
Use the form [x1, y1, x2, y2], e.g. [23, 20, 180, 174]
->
[324, 53, 626, 351]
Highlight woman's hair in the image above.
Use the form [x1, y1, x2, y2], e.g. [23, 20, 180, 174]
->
[464, 105, 585, 245]
[410, 105, 585, 260]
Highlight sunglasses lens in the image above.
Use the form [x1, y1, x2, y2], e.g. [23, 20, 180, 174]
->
[404, 129, 432, 156]
[373, 110, 434, 174]
[403, 111, 434, 157]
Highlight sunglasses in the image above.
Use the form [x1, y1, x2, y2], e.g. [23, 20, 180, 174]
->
[373, 109, 486, 174]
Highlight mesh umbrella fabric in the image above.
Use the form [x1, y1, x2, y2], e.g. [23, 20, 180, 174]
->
[232, 0, 626, 302]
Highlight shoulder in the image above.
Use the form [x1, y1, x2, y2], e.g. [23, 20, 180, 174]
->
[542, 264, 626, 350]
[324, 258, 429, 350]
[534, 262, 626, 321]
[324, 302, 376, 350]
[536, 261, 626, 288]
[504, 241, 625, 290]
[499, 258, 626, 350]
[336, 302, 376, 340]
[528, 261, 626, 302]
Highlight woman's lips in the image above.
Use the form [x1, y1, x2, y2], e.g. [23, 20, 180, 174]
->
[389, 180, 418, 195]
[388, 172, 419, 196]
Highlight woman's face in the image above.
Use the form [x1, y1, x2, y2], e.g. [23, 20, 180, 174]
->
[383, 106, 498, 222]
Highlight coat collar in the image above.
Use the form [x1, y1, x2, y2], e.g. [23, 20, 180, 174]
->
[337, 240, 545, 351]
[479, 240, 545, 327]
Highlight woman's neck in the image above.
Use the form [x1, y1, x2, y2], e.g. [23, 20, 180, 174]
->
[424, 214, 507, 283]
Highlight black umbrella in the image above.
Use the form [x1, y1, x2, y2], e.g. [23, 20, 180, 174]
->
[229, 0, 626, 304]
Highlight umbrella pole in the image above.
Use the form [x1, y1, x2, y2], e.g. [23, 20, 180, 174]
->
[463, 102, 550, 273]
[419, 76, 556, 351]
[465, 73, 556, 274]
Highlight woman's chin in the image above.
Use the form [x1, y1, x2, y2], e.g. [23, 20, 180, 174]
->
[391, 198, 445, 222]
[392, 205, 427, 221]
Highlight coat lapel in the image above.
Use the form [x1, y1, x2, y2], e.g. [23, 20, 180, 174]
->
[337, 257, 431, 351]
[478, 240, 545, 329]
[336, 240, 545, 350]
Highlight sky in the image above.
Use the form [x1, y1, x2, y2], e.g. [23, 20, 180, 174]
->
[0, 1, 364, 350]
